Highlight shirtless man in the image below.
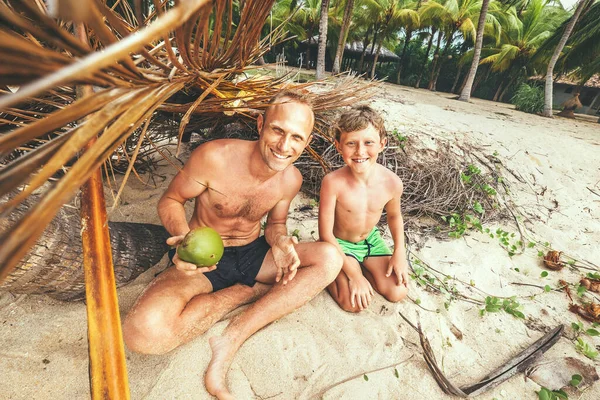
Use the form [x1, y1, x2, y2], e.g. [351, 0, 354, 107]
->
[123, 90, 342, 399]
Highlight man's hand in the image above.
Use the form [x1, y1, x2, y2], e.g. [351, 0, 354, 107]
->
[271, 235, 300, 284]
[166, 235, 218, 274]
[349, 275, 374, 310]
[386, 255, 409, 287]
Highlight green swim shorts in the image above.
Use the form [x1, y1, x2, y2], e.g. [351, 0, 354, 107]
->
[336, 227, 392, 263]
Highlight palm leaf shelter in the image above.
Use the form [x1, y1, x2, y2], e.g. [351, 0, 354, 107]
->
[0, 0, 373, 397]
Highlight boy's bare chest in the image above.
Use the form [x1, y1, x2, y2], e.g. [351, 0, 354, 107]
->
[337, 187, 390, 215]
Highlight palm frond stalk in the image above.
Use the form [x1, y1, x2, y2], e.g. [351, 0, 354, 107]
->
[0, 0, 374, 286]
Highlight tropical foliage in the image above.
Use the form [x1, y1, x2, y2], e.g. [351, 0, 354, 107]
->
[273, 0, 599, 105]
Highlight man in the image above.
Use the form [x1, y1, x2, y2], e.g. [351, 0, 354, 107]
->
[123, 90, 343, 399]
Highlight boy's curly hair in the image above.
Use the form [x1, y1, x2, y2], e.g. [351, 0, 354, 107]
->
[335, 105, 386, 142]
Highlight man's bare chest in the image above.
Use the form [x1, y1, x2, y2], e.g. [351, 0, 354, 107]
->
[205, 183, 282, 220]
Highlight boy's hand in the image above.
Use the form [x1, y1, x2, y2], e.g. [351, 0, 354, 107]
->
[272, 235, 300, 284]
[386, 255, 409, 287]
[349, 275, 374, 310]
[167, 235, 218, 273]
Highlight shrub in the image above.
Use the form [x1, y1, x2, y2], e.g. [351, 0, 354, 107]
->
[511, 83, 544, 114]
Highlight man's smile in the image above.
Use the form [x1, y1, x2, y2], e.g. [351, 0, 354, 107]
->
[271, 149, 291, 159]
[352, 158, 369, 163]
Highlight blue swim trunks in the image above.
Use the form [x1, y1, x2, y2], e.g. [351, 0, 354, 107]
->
[335, 227, 392, 263]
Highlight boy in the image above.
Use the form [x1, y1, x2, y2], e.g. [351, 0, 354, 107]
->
[319, 105, 408, 312]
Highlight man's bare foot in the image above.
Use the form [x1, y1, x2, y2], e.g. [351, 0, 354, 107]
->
[205, 335, 239, 400]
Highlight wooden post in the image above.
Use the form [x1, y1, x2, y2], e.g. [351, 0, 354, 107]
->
[76, 23, 130, 400]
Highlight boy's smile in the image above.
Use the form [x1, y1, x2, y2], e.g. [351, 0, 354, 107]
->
[336, 124, 386, 173]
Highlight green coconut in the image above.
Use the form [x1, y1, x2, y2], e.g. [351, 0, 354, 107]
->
[177, 227, 224, 267]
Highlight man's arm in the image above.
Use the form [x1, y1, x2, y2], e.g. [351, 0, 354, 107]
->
[385, 178, 408, 286]
[264, 167, 303, 284]
[157, 146, 212, 271]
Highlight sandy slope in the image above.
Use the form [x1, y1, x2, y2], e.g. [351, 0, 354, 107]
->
[1, 83, 599, 400]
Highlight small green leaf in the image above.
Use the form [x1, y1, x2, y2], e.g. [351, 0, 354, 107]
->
[541, 271, 549, 278]
[554, 389, 568, 399]
[538, 387, 551, 400]
[538, 250, 544, 257]
[415, 298, 421, 305]
[586, 328, 600, 336]
[363, 374, 369, 381]
[514, 267, 520, 272]
[577, 285, 587, 297]
[544, 285, 551, 292]
[473, 202, 484, 214]
[394, 368, 399, 378]
[570, 374, 582, 387]
[571, 322, 581, 331]
[528, 241, 536, 248]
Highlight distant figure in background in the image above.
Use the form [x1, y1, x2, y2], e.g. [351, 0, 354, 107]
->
[557, 92, 582, 118]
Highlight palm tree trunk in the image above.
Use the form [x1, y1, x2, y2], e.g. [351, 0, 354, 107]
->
[471, 66, 490, 95]
[493, 77, 505, 101]
[358, 26, 372, 73]
[451, 63, 463, 93]
[1, 196, 170, 301]
[316, 0, 331, 79]
[396, 29, 413, 84]
[370, 38, 383, 79]
[459, 0, 491, 101]
[415, 28, 436, 88]
[332, 0, 355, 74]
[427, 31, 443, 90]
[543, 0, 587, 117]
[431, 30, 455, 91]
[499, 74, 518, 102]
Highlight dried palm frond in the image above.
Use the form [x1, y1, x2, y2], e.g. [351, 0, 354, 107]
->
[0, 0, 375, 282]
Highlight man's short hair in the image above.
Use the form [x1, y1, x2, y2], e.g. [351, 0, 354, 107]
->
[335, 105, 386, 142]
[269, 89, 314, 108]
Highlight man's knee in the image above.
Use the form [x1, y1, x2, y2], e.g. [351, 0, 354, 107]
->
[315, 242, 343, 280]
[122, 309, 179, 355]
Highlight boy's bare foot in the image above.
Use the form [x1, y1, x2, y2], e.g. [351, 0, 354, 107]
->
[205, 335, 239, 399]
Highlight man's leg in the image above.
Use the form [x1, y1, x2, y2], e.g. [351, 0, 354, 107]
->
[204, 241, 342, 399]
[122, 266, 269, 355]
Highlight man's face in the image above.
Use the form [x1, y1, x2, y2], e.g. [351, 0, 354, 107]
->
[257, 100, 314, 172]
[335, 124, 386, 174]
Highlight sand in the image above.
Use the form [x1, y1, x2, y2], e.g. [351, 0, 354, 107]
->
[1, 83, 599, 400]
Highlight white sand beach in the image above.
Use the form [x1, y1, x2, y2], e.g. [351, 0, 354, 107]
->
[1, 83, 599, 399]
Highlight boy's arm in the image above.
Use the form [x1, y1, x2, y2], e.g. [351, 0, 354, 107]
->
[385, 180, 409, 286]
[264, 167, 303, 284]
[318, 177, 362, 280]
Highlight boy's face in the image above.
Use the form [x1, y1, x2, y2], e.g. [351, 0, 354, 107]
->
[335, 124, 386, 173]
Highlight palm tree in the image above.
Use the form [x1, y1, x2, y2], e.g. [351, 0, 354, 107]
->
[364, 0, 419, 78]
[316, 0, 332, 78]
[332, 0, 356, 74]
[286, 0, 323, 68]
[542, 0, 593, 117]
[395, 0, 421, 84]
[479, 0, 568, 101]
[420, 0, 481, 90]
[458, 0, 491, 101]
